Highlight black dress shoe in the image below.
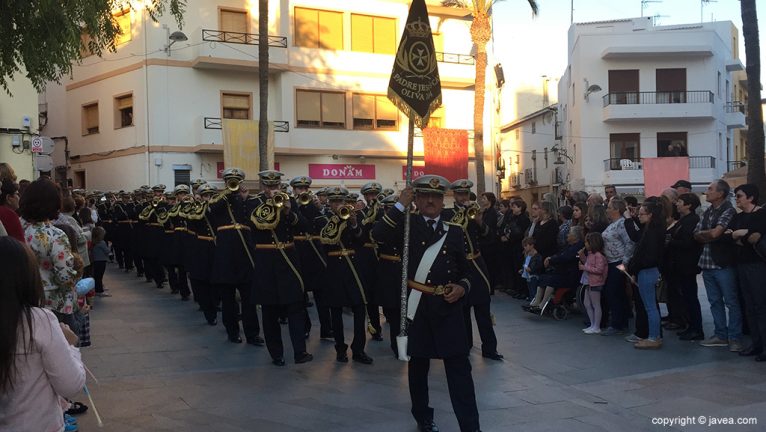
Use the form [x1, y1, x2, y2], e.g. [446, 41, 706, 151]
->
[156, 283, 165, 289]
[295, 352, 314, 364]
[279, 317, 288, 325]
[336, 352, 349, 363]
[352, 352, 373, 364]
[170, 288, 179, 294]
[247, 336, 265, 346]
[228, 336, 243, 344]
[181, 295, 190, 301]
[320, 331, 335, 340]
[482, 351, 504, 361]
[372, 333, 384, 342]
[739, 346, 763, 357]
[207, 319, 217, 326]
[417, 420, 439, 432]
[272, 357, 286, 366]
[521, 305, 532, 312]
[755, 354, 766, 362]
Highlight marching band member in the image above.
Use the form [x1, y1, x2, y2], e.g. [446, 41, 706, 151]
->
[359, 182, 384, 340]
[371, 193, 403, 357]
[185, 183, 219, 326]
[316, 187, 373, 364]
[371, 175, 481, 432]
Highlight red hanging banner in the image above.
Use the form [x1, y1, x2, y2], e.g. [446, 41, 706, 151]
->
[423, 128, 468, 182]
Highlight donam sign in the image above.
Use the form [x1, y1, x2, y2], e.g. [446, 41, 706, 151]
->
[309, 164, 376, 179]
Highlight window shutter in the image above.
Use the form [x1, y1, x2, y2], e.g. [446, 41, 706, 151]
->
[321, 92, 345, 125]
[221, 10, 248, 33]
[116, 95, 132, 109]
[318, 11, 343, 50]
[353, 94, 375, 120]
[114, 10, 131, 45]
[297, 91, 321, 122]
[222, 94, 250, 110]
[351, 15, 374, 53]
[85, 105, 99, 129]
[375, 96, 398, 121]
[373, 17, 396, 54]
[295, 8, 319, 48]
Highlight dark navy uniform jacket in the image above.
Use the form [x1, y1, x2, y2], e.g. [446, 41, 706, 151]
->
[442, 207, 491, 306]
[185, 205, 216, 282]
[246, 194, 306, 306]
[315, 213, 366, 308]
[207, 192, 255, 285]
[295, 201, 327, 287]
[372, 206, 475, 359]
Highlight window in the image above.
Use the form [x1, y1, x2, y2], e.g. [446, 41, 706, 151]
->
[351, 14, 396, 54]
[352, 94, 398, 130]
[222, 93, 251, 120]
[609, 133, 640, 170]
[114, 9, 131, 45]
[717, 71, 722, 98]
[220, 9, 248, 42]
[174, 169, 191, 187]
[608, 70, 639, 104]
[296, 90, 345, 128]
[656, 68, 686, 103]
[114, 94, 133, 128]
[657, 132, 688, 157]
[427, 106, 445, 128]
[294, 8, 343, 50]
[82, 103, 99, 135]
[531, 122, 536, 134]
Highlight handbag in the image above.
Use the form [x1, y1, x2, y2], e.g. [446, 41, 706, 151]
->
[655, 276, 668, 303]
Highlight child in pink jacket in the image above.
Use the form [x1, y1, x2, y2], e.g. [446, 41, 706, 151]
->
[579, 232, 608, 334]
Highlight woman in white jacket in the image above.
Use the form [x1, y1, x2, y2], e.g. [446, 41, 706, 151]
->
[0, 237, 86, 432]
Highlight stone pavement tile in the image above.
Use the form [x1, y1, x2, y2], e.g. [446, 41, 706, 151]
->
[631, 396, 726, 419]
[574, 412, 655, 432]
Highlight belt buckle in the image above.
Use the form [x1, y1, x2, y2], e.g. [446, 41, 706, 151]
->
[233, 223, 241, 230]
[434, 285, 445, 295]
[276, 242, 284, 249]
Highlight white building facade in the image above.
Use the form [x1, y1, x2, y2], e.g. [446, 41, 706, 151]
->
[42, 0, 497, 191]
[1, 72, 41, 181]
[555, 17, 746, 195]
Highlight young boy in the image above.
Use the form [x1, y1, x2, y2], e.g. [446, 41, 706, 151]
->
[519, 237, 543, 306]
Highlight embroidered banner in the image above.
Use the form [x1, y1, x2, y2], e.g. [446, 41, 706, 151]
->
[309, 164, 376, 179]
[423, 128, 468, 182]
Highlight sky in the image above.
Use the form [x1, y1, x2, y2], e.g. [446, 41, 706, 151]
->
[490, 0, 765, 120]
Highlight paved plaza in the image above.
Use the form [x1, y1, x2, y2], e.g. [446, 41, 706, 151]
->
[75, 265, 765, 432]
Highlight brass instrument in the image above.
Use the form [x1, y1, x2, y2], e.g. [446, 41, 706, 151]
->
[225, 177, 241, 192]
[361, 200, 379, 226]
[297, 191, 313, 206]
[151, 197, 160, 207]
[156, 206, 170, 224]
[272, 191, 289, 208]
[338, 204, 354, 220]
[466, 202, 481, 219]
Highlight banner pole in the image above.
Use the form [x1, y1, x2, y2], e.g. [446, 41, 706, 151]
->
[399, 114, 415, 341]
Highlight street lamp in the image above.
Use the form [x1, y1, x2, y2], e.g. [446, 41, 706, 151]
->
[164, 30, 188, 56]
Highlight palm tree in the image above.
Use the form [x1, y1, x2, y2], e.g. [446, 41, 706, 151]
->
[741, 0, 765, 192]
[258, 0, 269, 171]
[442, 0, 538, 194]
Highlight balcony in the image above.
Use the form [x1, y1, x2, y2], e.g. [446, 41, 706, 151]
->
[197, 117, 290, 153]
[602, 90, 715, 122]
[204, 117, 289, 132]
[725, 102, 747, 129]
[191, 29, 288, 72]
[727, 160, 746, 172]
[435, 52, 475, 65]
[603, 156, 716, 186]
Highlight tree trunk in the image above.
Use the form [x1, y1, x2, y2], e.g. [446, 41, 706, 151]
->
[473, 49, 487, 194]
[742, 0, 766, 194]
[258, 0, 269, 171]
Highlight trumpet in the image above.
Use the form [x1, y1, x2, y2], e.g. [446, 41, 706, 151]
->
[297, 191, 313, 206]
[466, 202, 481, 219]
[151, 197, 160, 207]
[271, 191, 289, 207]
[337, 204, 354, 220]
[225, 177, 241, 192]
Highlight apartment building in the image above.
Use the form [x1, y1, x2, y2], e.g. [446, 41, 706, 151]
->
[1, 72, 42, 181]
[553, 17, 746, 195]
[42, 0, 495, 191]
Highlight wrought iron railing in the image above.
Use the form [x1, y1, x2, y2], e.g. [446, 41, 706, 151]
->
[435, 52, 475, 65]
[727, 160, 746, 172]
[604, 156, 716, 171]
[201, 29, 287, 48]
[689, 156, 715, 169]
[724, 102, 746, 113]
[602, 90, 714, 107]
[204, 117, 289, 133]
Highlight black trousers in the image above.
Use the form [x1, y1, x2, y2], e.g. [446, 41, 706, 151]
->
[165, 265, 189, 296]
[113, 244, 124, 268]
[463, 302, 498, 354]
[262, 303, 307, 360]
[665, 273, 687, 326]
[145, 257, 164, 287]
[367, 303, 382, 335]
[382, 307, 401, 357]
[605, 263, 629, 330]
[409, 356, 480, 432]
[219, 283, 260, 340]
[312, 290, 332, 337]
[675, 273, 703, 334]
[93, 261, 107, 293]
[190, 278, 217, 323]
[331, 305, 366, 354]
[739, 262, 766, 352]
[134, 256, 145, 276]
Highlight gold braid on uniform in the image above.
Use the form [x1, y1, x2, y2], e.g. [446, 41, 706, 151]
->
[361, 200, 379, 226]
[450, 207, 469, 229]
[168, 202, 183, 218]
[156, 206, 170, 224]
[187, 200, 208, 221]
[139, 204, 154, 221]
[251, 197, 281, 230]
[319, 215, 346, 245]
